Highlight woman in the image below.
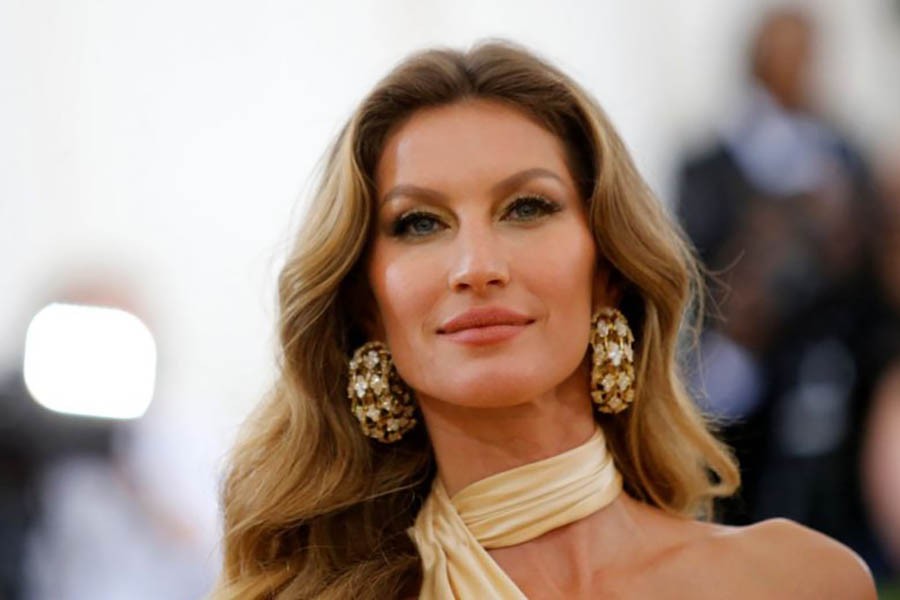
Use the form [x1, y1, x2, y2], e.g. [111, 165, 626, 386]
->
[213, 42, 875, 598]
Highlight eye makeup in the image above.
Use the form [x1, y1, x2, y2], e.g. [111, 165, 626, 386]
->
[390, 210, 447, 238]
[501, 194, 562, 222]
[385, 192, 565, 240]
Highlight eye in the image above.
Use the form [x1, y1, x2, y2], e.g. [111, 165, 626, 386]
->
[503, 195, 562, 222]
[391, 211, 446, 238]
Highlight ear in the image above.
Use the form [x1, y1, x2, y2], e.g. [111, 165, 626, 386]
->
[592, 261, 623, 310]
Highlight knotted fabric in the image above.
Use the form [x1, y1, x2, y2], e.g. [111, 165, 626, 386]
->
[409, 428, 622, 599]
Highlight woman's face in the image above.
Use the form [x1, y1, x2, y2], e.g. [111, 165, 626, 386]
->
[367, 99, 605, 410]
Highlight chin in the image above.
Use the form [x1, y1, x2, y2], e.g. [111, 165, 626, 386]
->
[419, 363, 580, 409]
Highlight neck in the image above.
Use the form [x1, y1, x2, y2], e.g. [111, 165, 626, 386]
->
[419, 367, 597, 497]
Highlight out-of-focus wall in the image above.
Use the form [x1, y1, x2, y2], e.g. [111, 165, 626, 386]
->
[1, 0, 897, 587]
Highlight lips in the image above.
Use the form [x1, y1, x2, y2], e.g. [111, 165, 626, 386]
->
[437, 307, 534, 345]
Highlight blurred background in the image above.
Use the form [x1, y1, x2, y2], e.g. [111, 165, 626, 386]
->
[2, 0, 899, 597]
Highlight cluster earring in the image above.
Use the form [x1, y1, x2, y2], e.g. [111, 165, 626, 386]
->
[347, 340, 417, 442]
[589, 307, 636, 414]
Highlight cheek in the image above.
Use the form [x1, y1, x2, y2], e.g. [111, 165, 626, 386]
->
[522, 225, 597, 368]
[368, 247, 441, 344]
[527, 226, 596, 311]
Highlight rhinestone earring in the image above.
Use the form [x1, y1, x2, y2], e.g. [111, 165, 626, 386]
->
[589, 307, 636, 414]
[347, 341, 417, 442]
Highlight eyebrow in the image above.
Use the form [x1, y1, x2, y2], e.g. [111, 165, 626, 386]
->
[380, 167, 566, 206]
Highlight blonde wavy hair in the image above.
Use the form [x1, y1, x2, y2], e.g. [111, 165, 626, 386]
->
[213, 41, 739, 599]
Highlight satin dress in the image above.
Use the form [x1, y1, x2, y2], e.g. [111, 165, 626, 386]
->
[409, 428, 623, 599]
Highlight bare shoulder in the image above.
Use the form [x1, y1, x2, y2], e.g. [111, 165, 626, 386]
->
[702, 518, 877, 599]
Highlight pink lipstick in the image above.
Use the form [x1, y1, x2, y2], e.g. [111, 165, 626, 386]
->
[438, 307, 534, 346]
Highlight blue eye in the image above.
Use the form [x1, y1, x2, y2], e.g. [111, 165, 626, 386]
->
[504, 195, 561, 221]
[392, 211, 445, 238]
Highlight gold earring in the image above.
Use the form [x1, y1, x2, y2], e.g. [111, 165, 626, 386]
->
[589, 307, 636, 414]
[347, 341, 417, 442]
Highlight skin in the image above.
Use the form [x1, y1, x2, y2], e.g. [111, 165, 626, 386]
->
[753, 11, 814, 111]
[367, 99, 876, 598]
[862, 363, 900, 570]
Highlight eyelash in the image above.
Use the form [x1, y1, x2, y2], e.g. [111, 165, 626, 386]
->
[389, 195, 562, 239]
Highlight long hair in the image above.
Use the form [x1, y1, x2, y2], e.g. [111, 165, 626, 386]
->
[213, 41, 740, 599]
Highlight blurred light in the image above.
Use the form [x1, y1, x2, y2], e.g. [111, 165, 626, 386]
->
[23, 303, 157, 420]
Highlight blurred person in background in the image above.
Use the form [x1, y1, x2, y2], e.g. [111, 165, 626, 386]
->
[23, 423, 214, 599]
[0, 274, 212, 599]
[677, 6, 888, 578]
[0, 363, 113, 600]
[1, 278, 126, 599]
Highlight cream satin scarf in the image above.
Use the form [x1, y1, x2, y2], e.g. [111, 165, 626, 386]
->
[409, 428, 623, 599]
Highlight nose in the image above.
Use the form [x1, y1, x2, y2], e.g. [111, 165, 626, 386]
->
[447, 223, 510, 293]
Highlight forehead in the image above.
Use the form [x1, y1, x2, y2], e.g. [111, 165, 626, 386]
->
[375, 99, 573, 194]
